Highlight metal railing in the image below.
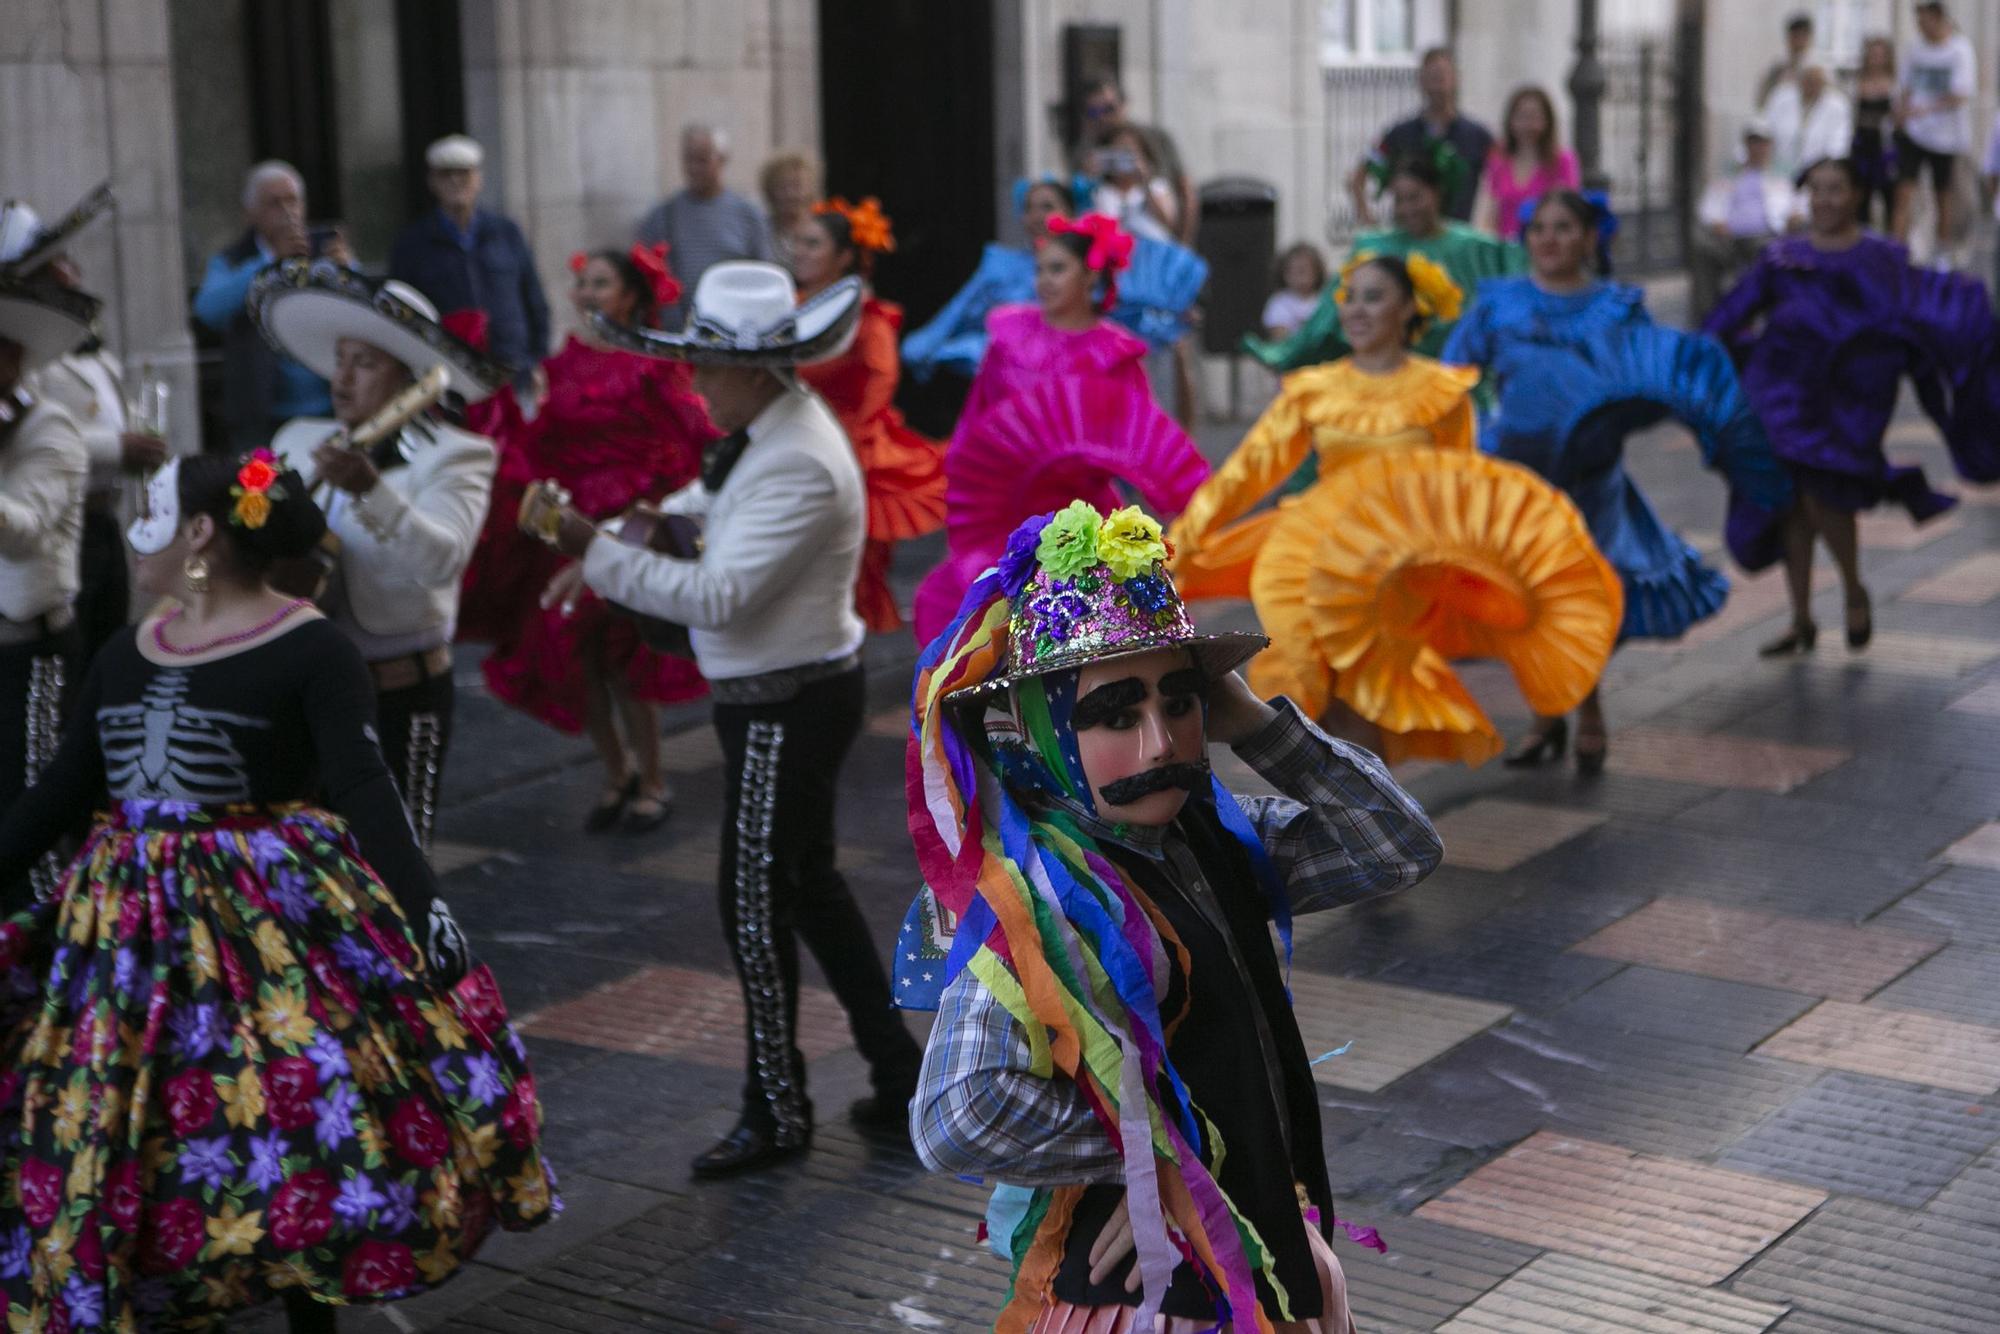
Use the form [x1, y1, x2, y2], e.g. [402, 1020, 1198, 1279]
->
[1321, 63, 1423, 245]
[1601, 36, 1689, 272]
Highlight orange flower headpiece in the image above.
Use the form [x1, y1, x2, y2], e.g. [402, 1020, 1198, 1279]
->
[229, 448, 285, 531]
[812, 195, 896, 255]
[568, 243, 684, 312]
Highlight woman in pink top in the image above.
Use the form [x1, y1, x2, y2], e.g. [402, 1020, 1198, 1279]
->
[1476, 86, 1581, 240]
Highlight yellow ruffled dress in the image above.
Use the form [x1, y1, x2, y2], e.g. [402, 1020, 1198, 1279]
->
[1170, 356, 1622, 766]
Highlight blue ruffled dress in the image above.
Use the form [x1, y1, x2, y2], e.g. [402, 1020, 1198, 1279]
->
[901, 238, 1208, 382]
[1443, 278, 1792, 641]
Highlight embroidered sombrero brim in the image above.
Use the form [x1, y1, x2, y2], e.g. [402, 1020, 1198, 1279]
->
[944, 628, 1269, 711]
[591, 275, 864, 367]
[249, 260, 507, 402]
[0, 277, 100, 370]
[0, 182, 114, 280]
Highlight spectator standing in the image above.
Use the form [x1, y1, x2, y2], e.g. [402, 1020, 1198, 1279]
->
[1074, 78, 1198, 245]
[1767, 66, 1854, 177]
[192, 161, 348, 452]
[1092, 125, 1180, 243]
[635, 124, 775, 327]
[1758, 12, 1818, 108]
[1893, 2, 1977, 255]
[1261, 242, 1326, 340]
[759, 151, 822, 272]
[1852, 36, 1902, 228]
[1474, 86, 1581, 240]
[1691, 119, 1798, 321]
[1350, 48, 1494, 223]
[389, 134, 552, 389]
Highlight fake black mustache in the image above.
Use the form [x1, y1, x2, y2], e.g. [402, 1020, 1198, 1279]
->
[1097, 759, 1211, 806]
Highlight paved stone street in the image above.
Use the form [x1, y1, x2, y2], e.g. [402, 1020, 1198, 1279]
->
[245, 335, 2000, 1331]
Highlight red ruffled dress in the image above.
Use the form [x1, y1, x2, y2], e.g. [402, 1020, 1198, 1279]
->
[797, 296, 946, 632]
[460, 335, 716, 732]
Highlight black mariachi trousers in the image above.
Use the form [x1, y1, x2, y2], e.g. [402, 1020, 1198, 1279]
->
[711, 665, 922, 1144]
[374, 670, 455, 854]
[0, 628, 79, 899]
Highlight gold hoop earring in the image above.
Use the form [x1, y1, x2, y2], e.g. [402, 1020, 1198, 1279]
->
[182, 554, 210, 595]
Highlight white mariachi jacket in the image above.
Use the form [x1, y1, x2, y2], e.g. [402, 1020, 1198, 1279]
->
[0, 402, 87, 625]
[271, 417, 496, 651]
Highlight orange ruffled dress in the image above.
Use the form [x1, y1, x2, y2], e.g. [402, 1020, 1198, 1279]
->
[1170, 356, 1622, 766]
[798, 295, 946, 632]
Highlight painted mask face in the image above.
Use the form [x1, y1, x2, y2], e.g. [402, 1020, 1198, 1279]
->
[126, 458, 181, 555]
[1070, 648, 1210, 827]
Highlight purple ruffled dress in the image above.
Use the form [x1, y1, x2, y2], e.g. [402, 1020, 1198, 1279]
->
[1703, 234, 2000, 528]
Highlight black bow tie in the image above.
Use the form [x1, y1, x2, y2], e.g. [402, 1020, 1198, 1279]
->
[702, 429, 752, 491]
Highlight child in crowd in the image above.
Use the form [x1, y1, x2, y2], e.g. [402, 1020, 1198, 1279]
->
[1262, 241, 1327, 339]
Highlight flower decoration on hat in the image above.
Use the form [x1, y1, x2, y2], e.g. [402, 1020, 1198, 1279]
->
[1007, 501, 1189, 668]
[230, 448, 285, 530]
[813, 195, 897, 254]
[1334, 251, 1465, 340]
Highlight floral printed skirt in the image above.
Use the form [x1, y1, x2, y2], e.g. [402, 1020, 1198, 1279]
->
[0, 801, 559, 1331]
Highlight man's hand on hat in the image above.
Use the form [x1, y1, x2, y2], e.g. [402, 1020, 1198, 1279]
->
[1206, 670, 1277, 748]
[313, 442, 379, 496]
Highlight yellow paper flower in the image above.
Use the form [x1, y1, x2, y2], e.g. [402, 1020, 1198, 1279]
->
[1405, 252, 1464, 323]
[1096, 506, 1168, 580]
[1035, 500, 1104, 579]
[233, 488, 272, 530]
[206, 1204, 266, 1258]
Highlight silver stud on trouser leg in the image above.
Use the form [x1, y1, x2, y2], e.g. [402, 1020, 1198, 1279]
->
[403, 712, 444, 856]
[24, 656, 65, 898]
[734, 720, 809, 1146]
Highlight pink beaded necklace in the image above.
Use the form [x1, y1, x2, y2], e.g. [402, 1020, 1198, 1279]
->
[153, 599, 314, 657]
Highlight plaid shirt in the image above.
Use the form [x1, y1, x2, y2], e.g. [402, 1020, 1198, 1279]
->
[910, 699, 1442, 1184]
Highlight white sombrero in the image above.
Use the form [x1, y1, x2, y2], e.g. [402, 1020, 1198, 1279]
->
[0, 275, 101, 370]
[0, 183, 113, 279]
[248, 258, 507, 402]
[593, 261, 862, 367]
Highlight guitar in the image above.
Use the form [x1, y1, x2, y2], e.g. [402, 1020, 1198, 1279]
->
[517, 479, 702, 657]
[268, 365, 451, 600]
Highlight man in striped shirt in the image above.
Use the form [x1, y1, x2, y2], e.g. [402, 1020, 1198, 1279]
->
[635, 124, 775, 329]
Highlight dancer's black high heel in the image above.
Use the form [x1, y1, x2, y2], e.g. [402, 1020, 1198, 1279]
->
[1759, 621, 1818, 657]
[1846, 592, 1872, 650]
[1503, 717, 1569, 767]
[1575, 728, 1608, 777]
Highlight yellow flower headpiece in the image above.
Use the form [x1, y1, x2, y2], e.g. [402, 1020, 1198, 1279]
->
[1333, 251, 1466, 342]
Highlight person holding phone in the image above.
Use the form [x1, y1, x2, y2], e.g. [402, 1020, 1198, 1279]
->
[192, 161, 355, 451]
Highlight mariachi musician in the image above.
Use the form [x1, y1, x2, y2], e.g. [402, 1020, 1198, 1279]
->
[251, 259, 504, 848]
[0, 267, 95, 898]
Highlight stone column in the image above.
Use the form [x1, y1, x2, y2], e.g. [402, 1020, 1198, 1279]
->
[0, 0, 199, 453]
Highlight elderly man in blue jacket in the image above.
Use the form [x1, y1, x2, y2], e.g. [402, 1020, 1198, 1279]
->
[390, 135, 551, 387]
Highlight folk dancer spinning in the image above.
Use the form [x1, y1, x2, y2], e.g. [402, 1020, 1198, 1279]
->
[529, 262, 925, 1177]
[251, 260, 507, 850]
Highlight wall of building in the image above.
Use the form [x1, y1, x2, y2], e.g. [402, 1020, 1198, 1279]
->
[1, 0, 200, 450]
[459, 0, 819, 343]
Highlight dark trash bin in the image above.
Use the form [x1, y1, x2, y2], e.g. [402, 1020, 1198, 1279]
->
[1194, 178, 1277, 418]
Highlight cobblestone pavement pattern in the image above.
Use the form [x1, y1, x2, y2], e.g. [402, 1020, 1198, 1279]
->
[233, 297, 2000, 1331]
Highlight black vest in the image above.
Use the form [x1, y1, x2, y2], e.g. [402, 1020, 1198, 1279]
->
[1051, 798, 1332, 1320]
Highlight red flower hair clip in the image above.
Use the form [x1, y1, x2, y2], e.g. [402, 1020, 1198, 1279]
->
[812, 196, 897, 254]
[1045, 212, 1134, 276]
[627, 241, 682, 309]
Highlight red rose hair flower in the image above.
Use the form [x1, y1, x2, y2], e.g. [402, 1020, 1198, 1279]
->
[627, 241, 683, 309]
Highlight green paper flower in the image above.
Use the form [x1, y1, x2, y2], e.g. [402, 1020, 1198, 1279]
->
[1097, 506, 1168, 580]
[1036, 500, 1104, 579]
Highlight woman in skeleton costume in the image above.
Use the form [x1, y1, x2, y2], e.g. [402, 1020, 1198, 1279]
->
[0, 452, 556, 1332]
[252, 260, 507, 851]
[0, 266, 95, 904]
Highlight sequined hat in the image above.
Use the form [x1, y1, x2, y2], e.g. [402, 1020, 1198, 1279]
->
[946, 500, 1266, 708]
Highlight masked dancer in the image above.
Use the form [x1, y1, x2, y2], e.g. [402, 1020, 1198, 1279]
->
[528, 262, 924, 1177]
[250, 261, 505, 853]
[0, 450, 554, 1334]
[900, 500, 1442, 1331]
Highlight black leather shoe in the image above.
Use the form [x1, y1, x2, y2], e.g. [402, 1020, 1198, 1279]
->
[848, 1090, 915, 1138]
[689, 1123, 809, 1179]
